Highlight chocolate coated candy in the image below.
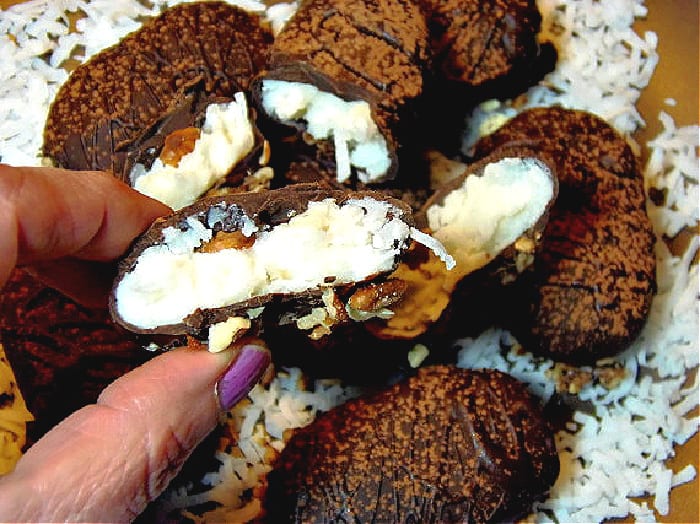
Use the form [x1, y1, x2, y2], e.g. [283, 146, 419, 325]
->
[265, 365, 559, 523]
[253, 0, 430, 184]
[110, 184, 416, 338]
[421, 0, 543, 87]
[43, 1, 273, 178]
[474, 107, 657, 363]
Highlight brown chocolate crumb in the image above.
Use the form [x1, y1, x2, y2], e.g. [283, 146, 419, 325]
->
[546, 359, 630, 396]
[546, 363, 594, 395]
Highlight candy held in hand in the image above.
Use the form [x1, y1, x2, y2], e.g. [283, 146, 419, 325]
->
[109, 183, 453, 350]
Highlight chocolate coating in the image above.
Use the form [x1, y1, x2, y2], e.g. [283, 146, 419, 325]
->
[474, 107, 657, 363]
[420, 0, 542, 87]
[253, 0, 431, 184]
[265, 365, 559, 523]
[43, 1, 273, 181]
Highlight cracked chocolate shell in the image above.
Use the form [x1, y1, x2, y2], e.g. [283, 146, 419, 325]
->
[109, 184, 453, 349]
[473, 106, 657, 364]
[264, 365, 559, 523]
[251, 0, 430, 186]
[42, 1, 274, 210]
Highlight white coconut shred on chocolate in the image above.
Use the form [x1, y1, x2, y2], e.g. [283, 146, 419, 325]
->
[0, 1, 698, 523]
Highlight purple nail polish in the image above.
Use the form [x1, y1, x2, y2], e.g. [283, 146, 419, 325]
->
[216, 344, 271, 411]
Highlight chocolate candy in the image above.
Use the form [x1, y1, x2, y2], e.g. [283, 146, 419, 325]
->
[369, 146, 557, 342]
[264, 365, 559, 523]
[43, 1, 273, 208]
[474, 107, 657, 363]
[0, 270, 153, 445]
[252, 0, 430, 186]
[421, 0, 543, 87]
[415, 0, 554, 155]
[110, 184, 452, 349]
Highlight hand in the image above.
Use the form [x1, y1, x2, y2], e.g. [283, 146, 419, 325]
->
[0, 163, 169, 308]
[0, 165, 271, 522]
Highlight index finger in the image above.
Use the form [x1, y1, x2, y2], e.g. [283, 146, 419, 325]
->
[0, 164, 170, 287]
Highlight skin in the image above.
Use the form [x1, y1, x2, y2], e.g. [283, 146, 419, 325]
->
[0, 165, 264, 522]
[0, 164, 172, 307]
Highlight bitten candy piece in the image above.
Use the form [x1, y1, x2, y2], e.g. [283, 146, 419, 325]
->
[264, 365, 559, 523]
[370, 147, 557, 341]
[474, 107, 657, 364]
[252, 0, 430, 186]
[42, 1, 273, 209]
[110, 184, 453, 348]
[422, 147, 557, 283]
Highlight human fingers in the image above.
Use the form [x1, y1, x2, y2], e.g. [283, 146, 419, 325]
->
[0, 164, 170, 288]
[0, 341, 271, 523]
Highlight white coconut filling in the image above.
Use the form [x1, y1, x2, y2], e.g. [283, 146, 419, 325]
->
[115, 198, 451, 330]
[261, 80, 391, 183]
[130, 92, 255, 210]
[426, 157, 554, 275]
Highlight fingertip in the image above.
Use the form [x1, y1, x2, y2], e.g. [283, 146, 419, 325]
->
[4, 165, 171, 265]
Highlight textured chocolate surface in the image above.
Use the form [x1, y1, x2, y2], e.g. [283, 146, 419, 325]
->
[111, 184, 416, 337]
[0, 270, 153, 445]
[474, 107, 657, 363]
[253, 0, 430, 184]
[420, 0, 542, 87]
[43, 1, 273, 181]
[264, 365, 559, 523]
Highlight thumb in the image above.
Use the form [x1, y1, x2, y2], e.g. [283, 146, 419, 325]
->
[0, 342, 270, 523]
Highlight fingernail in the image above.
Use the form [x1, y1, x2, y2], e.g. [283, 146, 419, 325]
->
[216, 344, 271, 411]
